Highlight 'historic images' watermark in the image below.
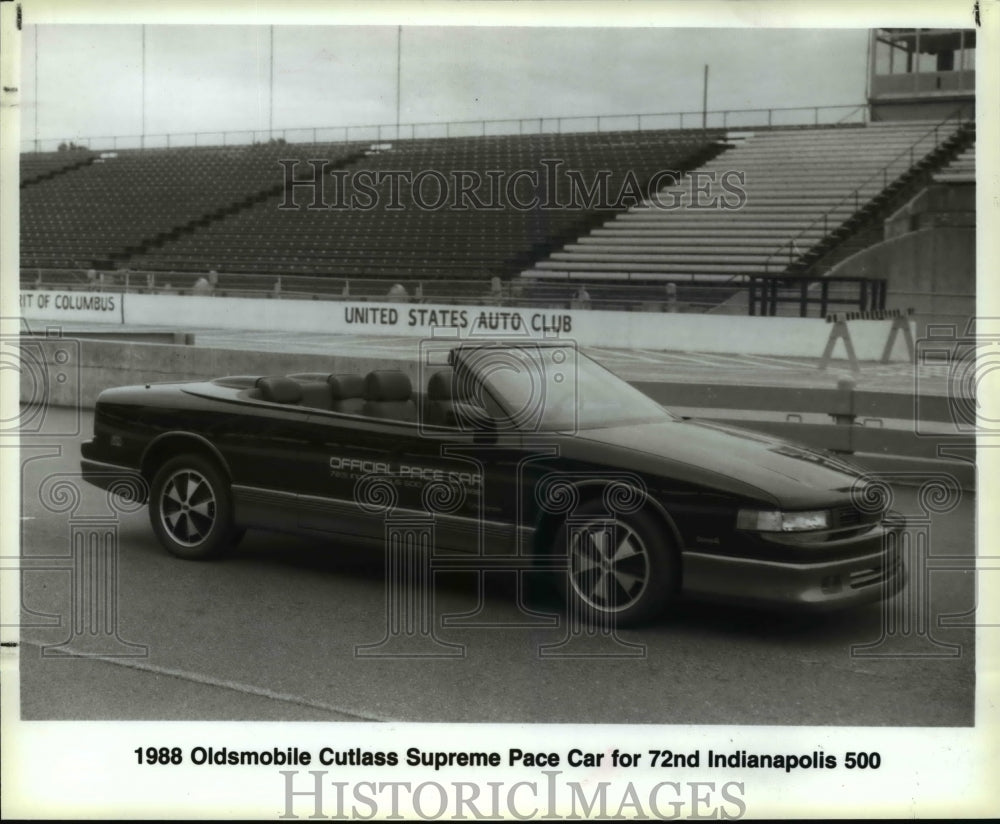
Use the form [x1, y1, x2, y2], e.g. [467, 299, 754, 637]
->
[846, 318, 996, 659]
[278, 158, 748, 212]
[3, 323, 145, 658]
[6, 470, 149, 659]
[278, 770, 747, 820]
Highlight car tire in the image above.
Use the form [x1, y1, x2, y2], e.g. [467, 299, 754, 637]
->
[552, 501, 678, 627]
[149, 454, 241, 560]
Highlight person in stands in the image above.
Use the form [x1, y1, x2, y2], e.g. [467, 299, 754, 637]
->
[488, 276, 504, 305]
[663, 282, 678, 313]
[386, 282, 409, 302]
[192, 274, 212, 296]
[192, 268, 219, 296]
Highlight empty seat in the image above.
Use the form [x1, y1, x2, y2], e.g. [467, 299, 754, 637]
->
[424, 368, 477, 427]
[328, 373, 365, 415]
[423, 369, 455, 427]
[424, 368, 490, 429]
[362, 371, 417, 422]
[255, 376, 303, 404]
[298, 381, 333, 409]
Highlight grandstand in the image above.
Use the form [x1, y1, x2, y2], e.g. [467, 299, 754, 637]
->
[19, 146, 94, 187]
[132, 130, 724, 294]
[21, 130, 724, 301]
[518, 117, 974, 312]
[20, 142, 368, 271]
[933, 142, 975, 183]
[19, 118, 972, 304]
[18, 27, 977, 322]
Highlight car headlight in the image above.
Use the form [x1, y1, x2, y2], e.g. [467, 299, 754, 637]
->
[736, 509, 830, 532]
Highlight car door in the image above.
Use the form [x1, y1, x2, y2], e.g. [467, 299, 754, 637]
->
[296, 409, 400, 540]
[297, 406, 528, 554]
[199, 396, 319, 533]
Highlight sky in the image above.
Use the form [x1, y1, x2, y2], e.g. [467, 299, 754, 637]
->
[19, 25, 874, 149]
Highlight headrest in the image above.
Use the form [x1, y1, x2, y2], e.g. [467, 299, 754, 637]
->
[255, 376, 302, 404]
[426, 369, 454, 401]
[364, 370, 412, 402]
[327, 373, 365, 400]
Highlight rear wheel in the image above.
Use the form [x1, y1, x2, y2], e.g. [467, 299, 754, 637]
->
[149, 454, 241, 560]
[553, 502, 678, 626]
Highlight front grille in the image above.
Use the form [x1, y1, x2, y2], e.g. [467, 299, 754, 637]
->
[833, 505, 863, 527]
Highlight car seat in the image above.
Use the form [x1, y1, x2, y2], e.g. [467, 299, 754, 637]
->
[328, 373, 366, 415]
[362, 371, 417, 422]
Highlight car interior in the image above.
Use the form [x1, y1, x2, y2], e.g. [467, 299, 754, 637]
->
[241, 368, 485, 428]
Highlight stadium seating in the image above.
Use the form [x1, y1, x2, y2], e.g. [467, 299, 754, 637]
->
[20, 149, 95, 187]
[522, 120, 972, 286]
[130, 130, 724, 281]
[933, 142, 975, 183]
[19, 119, 972, 317]
[21, 130, 724, 280]
[20, 142, 367, 270]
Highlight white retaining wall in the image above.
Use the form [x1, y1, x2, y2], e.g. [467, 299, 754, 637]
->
[18, 290, 914, 361]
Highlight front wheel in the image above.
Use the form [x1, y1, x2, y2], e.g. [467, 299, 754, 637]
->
[149, 454, 241, 560]
[553, 503, 678, 626]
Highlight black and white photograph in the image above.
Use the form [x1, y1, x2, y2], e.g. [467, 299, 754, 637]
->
[2, 0, 997, 819]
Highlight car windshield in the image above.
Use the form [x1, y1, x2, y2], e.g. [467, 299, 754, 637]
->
[461, 345, 675, 431]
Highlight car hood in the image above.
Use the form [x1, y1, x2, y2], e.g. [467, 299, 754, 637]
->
[571, 418, 867, 506]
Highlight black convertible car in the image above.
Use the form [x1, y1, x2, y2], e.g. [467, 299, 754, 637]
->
[81, 340, 904, 625]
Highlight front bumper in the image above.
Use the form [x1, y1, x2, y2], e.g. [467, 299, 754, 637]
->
[681, 523, 906, 611]
[80, 445, 148, 502]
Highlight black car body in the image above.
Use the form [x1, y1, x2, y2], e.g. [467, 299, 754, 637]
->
[80, 340, 904, 624]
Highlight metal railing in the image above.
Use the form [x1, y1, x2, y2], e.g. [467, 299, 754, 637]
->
[19, 267, 701, 310]
[761, 105, 974, 275]
[20, 103, 869, 154]
[21, 267, 890, 318]
[747, 275, 887, 317]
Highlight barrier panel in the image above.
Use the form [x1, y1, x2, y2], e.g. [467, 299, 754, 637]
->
[630, 377, 975, 488]
[19, 290, 917, 361]
[819, 308, 917, 372]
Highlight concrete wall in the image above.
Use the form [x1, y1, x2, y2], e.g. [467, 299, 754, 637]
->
[870, 99, 975, 122]
[885, 184, 975, 240]
[827, 226, 974, 336]
[20, 291, 916, 362]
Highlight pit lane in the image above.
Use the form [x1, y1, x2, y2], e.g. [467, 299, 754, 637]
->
[15, 407, 976, 725]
